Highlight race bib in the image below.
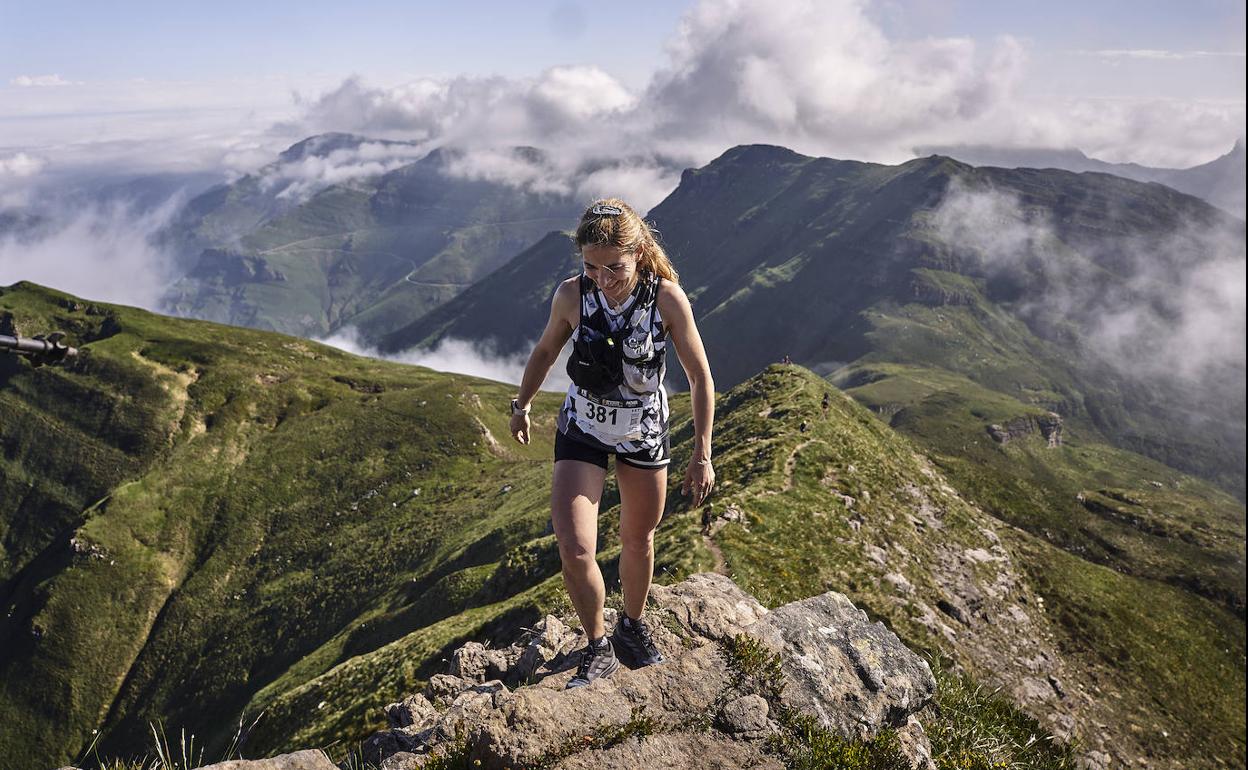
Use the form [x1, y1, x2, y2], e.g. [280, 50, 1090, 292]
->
[570, 388, 646, 442]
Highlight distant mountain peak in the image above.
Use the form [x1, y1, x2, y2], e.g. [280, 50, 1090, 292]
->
[277, 132, 422, 163]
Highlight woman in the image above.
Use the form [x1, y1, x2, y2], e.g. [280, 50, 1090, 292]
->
[508, 198, 715, 689]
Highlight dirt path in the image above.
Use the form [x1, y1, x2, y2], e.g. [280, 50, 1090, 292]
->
[702, 532, 728, 575]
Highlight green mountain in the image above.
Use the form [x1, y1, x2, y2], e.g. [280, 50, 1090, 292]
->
[1, 283, 1243, 770]
[384, 145, 1245, 506]
[163, 138, 582, 341]
[917, 140, 1246, 218]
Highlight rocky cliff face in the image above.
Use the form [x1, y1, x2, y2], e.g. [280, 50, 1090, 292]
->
[986, 412, 1063, 447]
[364, 573, 936, 770]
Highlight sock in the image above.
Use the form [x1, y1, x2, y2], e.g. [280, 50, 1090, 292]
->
[589, 635, 609, 649]
[622, 613, 642, 627]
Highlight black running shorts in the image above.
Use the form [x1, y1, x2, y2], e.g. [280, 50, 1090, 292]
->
[554, 421, 671, 470]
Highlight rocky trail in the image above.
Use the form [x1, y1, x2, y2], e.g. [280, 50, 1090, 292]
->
[151, 574, 937, 770]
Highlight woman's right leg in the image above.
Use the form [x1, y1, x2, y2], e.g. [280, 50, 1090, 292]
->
[551, 458, 609, 639]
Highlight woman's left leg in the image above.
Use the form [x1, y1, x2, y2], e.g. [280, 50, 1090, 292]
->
[615, 459, 667, 620]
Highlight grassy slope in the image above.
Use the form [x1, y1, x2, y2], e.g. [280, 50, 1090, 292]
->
[659, 366, 1243, 767]
[3, 282, 1242, 768]
[839, 361, 1245, 617]
[0, 282, 567, 768]
[167, 152, 578, 342]
[400, 145, 1244, 500]
[237, 366, 1241, 768]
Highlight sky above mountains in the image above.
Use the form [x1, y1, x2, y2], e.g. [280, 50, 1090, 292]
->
[0, 0, 1243, 391]
[1, 0, 1243, 193]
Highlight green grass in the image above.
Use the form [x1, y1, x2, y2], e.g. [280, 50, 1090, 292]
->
[839, 362, 1245, 617]
[0, 282, 569, 768]
[4, 284, 1242, 769]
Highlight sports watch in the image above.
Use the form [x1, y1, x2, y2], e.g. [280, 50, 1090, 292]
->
[510, 398, 530, 416]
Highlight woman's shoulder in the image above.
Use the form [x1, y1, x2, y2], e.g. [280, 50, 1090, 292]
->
[655, 277, 688, 315]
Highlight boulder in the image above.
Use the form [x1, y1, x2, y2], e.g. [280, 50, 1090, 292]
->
[196, 749, 337, 769]
[747, 591, 935, 740]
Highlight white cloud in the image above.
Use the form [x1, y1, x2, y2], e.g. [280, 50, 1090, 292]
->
[0, 152, 49, 208]
[259, 141, 433, 202]
[278, 0, 1242, 205]
[0, 152, 46, 178]
[930, 178, 1246, 390]
[10, 74, 73, 87]
[0, 197, 183, 310]
[317, 327, 572, 393]
[1075, 49, 1247, 61]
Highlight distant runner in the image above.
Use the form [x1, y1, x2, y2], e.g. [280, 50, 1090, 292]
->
[509, 198, 716, 689]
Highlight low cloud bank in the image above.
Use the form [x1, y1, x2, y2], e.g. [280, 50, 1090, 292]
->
[931, 179, 1246, 401]
[317, 327, 573, 394]
[0, 196, 183, 310]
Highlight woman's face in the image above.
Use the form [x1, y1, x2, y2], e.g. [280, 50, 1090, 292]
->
[581, 244, 639, 298]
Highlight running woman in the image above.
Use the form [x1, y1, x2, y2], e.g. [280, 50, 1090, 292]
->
[509, 198, 715, 689]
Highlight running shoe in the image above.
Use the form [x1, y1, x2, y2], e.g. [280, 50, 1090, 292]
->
[565, 637, 619, 689]
[611, 614, 665, 667]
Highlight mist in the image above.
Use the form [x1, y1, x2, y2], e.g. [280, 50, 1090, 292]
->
[0, 195, 183, 310]
[930, 178, 1246, 403]
[317, 327, 574, 394]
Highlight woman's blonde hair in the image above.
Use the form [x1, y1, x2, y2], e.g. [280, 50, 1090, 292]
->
[575, 198, 680, 285]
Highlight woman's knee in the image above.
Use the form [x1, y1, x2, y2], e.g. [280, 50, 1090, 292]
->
[559, 540, 598, 569]
[619, 529, 654, 557]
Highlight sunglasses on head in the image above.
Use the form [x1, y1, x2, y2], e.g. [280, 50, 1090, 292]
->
[589, 203, 624, 216]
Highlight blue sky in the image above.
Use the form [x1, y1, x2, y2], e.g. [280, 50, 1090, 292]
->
[0, 1, 689, 86]
[2, 0, 1243, 89]
[0, 0, 1244, 185]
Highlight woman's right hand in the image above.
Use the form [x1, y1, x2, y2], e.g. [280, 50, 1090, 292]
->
[510, 412, 530, 445]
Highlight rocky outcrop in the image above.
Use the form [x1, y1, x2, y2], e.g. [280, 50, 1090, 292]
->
[364, 573, 936, 770]
[196, 750, 338, 769]
[986, 411, 1062, 447]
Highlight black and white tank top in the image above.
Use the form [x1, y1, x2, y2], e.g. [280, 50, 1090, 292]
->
[556, 271, 669, 451]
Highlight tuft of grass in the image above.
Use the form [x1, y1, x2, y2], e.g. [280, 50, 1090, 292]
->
[533, 705, 664, 769]
[721, 633, 786, 702]
[925, 659, 1076, 770]
[765, 711, 912, 770]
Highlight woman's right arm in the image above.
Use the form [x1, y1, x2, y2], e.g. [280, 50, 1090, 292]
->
[511, 278, 577, 444]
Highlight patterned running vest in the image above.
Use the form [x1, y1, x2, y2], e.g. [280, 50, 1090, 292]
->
[556, 270, 669, 452]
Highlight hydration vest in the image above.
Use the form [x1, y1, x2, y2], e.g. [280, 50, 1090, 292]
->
[566, 271, 665, 397]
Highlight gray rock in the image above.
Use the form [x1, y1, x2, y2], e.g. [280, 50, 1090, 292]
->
[385, 693, 437, 729]
[450, 641, 515, 683]
[649, 572, 768, 644]
[422, 673, 473, 707]
[196, 750, 337, 769]
[745, 590, 935, 740]
[554, 731, 784, 769]
[895, 715, 936, 770]
[511, 614, 581, 685]
[358, 573, 932, 770]
[378, 752, 424, 770]
[716, 693, 770, 734]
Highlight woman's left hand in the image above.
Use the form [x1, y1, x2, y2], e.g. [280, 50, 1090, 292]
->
[682, 456, 715, 507]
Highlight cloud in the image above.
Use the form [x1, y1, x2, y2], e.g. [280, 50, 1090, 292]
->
[0, 152, 49, 207]
[10, 74, 73, 87]
[0, 152, 46, 177]
[317, 327, 573, 393]
[257, 140, 433, 202]
[930, 178, 1246, 392]
[1074, 49, 1247, 61]
[278, 0, 1242, 207]
[0, 196, 184, 310]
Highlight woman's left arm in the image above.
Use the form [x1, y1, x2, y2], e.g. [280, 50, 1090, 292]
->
[659, 283, 715, 506]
